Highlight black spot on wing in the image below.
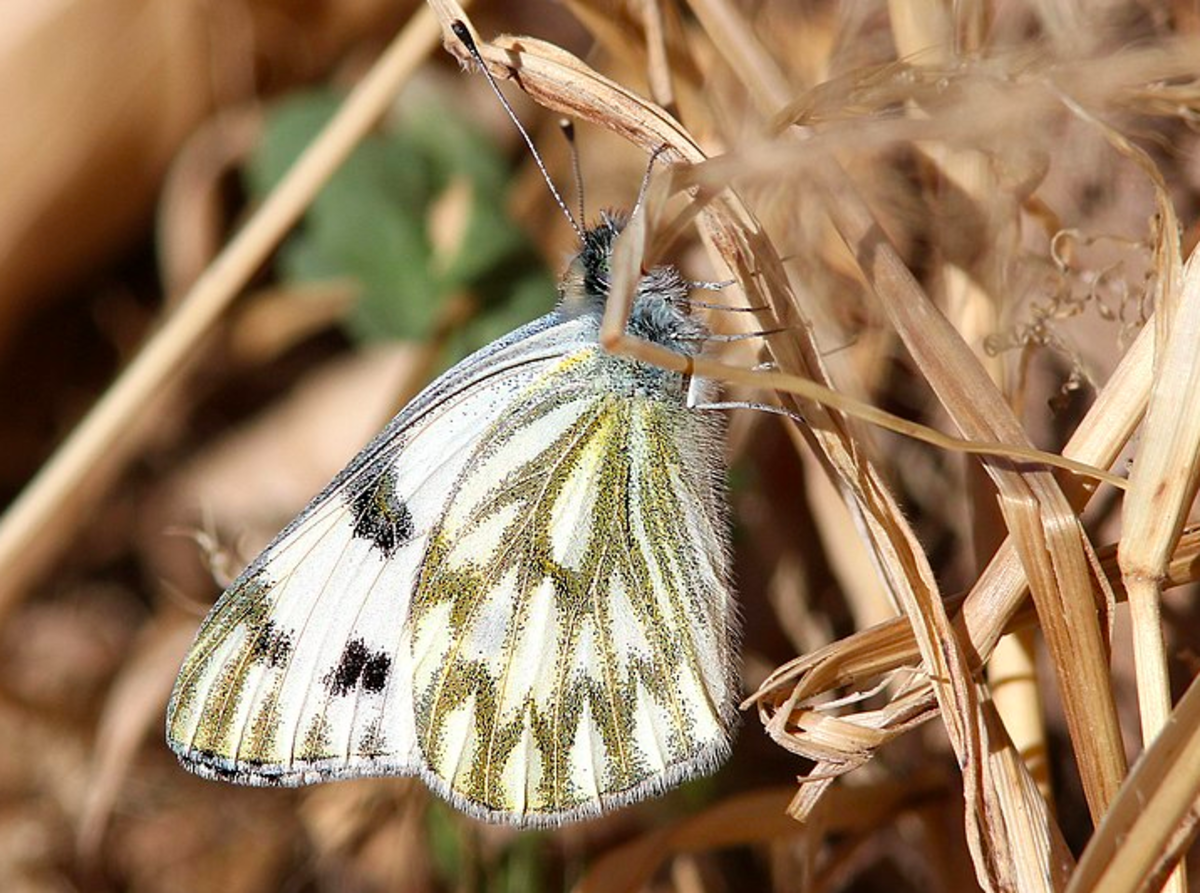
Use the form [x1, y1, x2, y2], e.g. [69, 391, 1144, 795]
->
[348, 470, 415, 557]
[248, 620, 293, 668]
[361, 653, 391, 693]
[328, 639, 369, 696]
[326, 638, 392, 696]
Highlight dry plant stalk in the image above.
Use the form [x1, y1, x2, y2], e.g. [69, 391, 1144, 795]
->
[0, 4, 450, 620]
[1066, 669, 1200, 893]
[749, 523, 1200, 733]
[1115, 234, 1194, 893]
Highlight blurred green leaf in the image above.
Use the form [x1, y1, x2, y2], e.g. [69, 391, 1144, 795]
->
[401, 104, 529, 290]
[499, 833, 546, 893]
[425, 799, 471, 888]
[245, 88, 555, 359]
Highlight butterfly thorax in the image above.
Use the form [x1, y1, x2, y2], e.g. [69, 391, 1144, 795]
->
[559, 214, 708, 359]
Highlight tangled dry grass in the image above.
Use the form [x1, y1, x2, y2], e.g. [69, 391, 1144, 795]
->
[1, 1, 1199, 891]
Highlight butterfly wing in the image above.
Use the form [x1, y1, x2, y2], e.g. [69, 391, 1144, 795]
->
[166, 313, 595, 784]
[407, 347, 737, 825]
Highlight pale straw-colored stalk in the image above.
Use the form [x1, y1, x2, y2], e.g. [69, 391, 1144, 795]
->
[890, 0, 1055, 808]
[0, 4, 450, 620]
[427, 3, 1100, 887]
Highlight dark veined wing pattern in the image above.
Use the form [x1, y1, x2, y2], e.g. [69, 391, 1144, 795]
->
[169, 227, 739, 827]
[167, 313, 595, 785]
[406, 347, 736, 824]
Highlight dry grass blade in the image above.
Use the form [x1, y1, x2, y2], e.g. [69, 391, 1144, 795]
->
[752, 306, 1157, 830]
[953, 316, 1154, 666]
[750, 524, 1200, 726]
[637, 0, 677, 116]
[1108, 123, 1191, 892]
[687, 358, 1126, 489]
[1065, 670, 1200, 893]
[686, 0, 794, 121]
[1083, 78, 1191, 674]
[896, 0, 1050, 814]
[816, 150, 1125, 823]
[1119, 237, 1200, 703]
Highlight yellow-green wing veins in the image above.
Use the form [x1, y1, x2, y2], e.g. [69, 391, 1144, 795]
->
[408, 348, 736, 825]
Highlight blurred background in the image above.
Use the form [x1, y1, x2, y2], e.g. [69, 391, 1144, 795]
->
[2, 1, 1199, 891]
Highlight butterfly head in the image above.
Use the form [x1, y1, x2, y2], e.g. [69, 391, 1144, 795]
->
[560, 211, 708, 356]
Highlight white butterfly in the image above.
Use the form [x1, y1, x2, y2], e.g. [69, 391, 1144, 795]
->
[168, 21, 739, 826]
[166, 209, 740, 826]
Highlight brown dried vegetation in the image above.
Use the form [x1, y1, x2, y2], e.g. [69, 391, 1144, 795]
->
[2, 1, 1200, 891]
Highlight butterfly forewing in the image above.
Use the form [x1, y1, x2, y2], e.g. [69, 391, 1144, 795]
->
[167, 315, 595, 784]
[408, 347, 735, 824]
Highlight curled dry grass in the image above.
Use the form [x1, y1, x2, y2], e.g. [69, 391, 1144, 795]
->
[3, 0, 1200, 891]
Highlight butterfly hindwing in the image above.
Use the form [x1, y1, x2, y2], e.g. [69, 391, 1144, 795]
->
[407, 347, 736, 824]
[166, 315, 597, 784]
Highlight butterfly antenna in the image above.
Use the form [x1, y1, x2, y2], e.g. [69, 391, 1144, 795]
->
[631, 144, 670, 221]
[558, 119, 586, 227]
[451, 21, 584, 241]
